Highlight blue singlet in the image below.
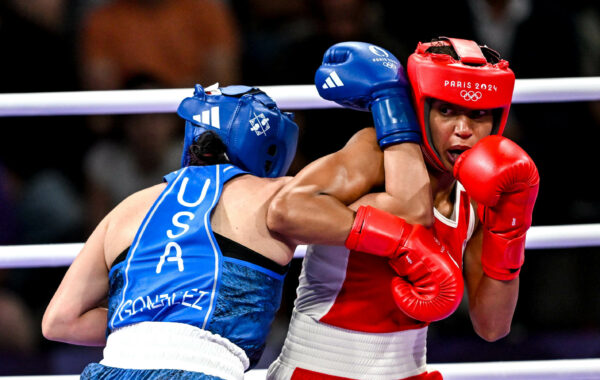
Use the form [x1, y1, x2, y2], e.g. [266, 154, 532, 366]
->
[106, 164, 287, 367]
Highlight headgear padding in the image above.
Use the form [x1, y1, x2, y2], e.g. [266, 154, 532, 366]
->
[178, 84, 299, 177]
[407, 37, 515, 171]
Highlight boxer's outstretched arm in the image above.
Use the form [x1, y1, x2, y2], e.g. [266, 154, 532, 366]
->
[42, 215, 110, 346]
[464, 225, 519, 342]
[267, 128, 432, 246]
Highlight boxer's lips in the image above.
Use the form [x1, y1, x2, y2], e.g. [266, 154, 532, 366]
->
[447, 146, 470, 165]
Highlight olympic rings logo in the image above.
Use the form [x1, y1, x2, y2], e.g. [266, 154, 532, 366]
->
[369, 45, 389, 57]
[460, 90, 483, 101]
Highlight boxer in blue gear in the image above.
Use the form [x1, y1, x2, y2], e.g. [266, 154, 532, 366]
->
[43, 85, 299, 380]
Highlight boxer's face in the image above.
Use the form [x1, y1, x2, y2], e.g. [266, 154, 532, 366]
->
[429, 99, 494, 171]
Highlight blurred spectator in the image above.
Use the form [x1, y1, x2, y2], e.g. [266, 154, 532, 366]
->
[576, 0, 600, 78]
[0, 163, 20, 245]
[467, 0, 533, 61]
[380, 0, 579, 75]
[307, 0, 407, 58]
[0, 164, 40, 374]
[5, 0, 66, 34]
[16, 170, 84, 244]
[380, 1, 474, 56]
[0, 287, 36, 355]
[78, 0, 241, 91]
[232, 0, 313, 85]
[83, 74, 181, 229]
[238, 0, 404, 86]
[574, 0, 600, 129]
[0, 285, 39, 375]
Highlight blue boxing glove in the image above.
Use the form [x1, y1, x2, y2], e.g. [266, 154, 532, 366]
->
[315, 42, 421, 147]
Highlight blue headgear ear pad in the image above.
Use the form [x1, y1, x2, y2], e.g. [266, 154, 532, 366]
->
[178, 84, 299, 177]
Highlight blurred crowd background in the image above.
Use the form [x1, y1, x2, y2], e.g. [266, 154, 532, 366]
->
[0, 0, 599, 375]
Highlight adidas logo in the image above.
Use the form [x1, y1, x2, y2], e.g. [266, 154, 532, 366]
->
[321, 71, 344, 89]
[193, 107, 220, 128]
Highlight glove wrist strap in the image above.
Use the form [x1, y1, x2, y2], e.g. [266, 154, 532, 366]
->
[481, 229, 526, 281]
[345, 205, 411, 258]
[371, 90, 421, 147]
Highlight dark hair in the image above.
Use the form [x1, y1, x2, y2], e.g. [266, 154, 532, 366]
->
[187, 131, 230, 166]
[426, 38, 502, 65]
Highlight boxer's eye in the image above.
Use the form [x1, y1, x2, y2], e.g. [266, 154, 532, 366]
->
[468, 109, 492, 119]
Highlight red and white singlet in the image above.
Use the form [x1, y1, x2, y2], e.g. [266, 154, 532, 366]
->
[267, 183, 475, 380]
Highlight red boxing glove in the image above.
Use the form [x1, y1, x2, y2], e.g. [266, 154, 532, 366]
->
[454, 135, 539, 281]
[389, 224, 464, 322]
[346, 206, 464, 322]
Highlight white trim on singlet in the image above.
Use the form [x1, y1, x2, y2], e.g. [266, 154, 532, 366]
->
[432, 181, 476, 241]
[294, 245, 351, 320]
[202, 164, 222, 329]
[467, 197, 476, 241]
[433, 181, 467, 228]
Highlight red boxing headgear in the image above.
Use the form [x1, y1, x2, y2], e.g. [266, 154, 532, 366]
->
[407, 37, 515, 171]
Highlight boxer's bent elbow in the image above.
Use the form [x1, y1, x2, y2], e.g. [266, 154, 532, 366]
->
[473, 321, 511, 342]
[374, 191, 434, 227]
[405, 205, 434, 228]
[267, 192, 298, 235]
[401, 183, 435, 227]
[41, 309, 66, 342]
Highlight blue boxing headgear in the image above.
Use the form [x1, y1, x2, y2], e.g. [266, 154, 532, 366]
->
[178, 84, 299, 177]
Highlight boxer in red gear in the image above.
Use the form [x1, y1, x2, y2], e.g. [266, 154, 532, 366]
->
[267, 37, 538, 380]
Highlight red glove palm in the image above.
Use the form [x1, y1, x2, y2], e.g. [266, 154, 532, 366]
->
[389, 224, 464, 322]
[454, 135, 539, 280]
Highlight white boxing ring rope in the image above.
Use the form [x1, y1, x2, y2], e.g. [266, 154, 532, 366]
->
[2, 223, 600, 269]
[2, 360, 600, 380]
[0, 77, 598, 116]
[1, 359, 600, 379]
[1, 78, 599, 379]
